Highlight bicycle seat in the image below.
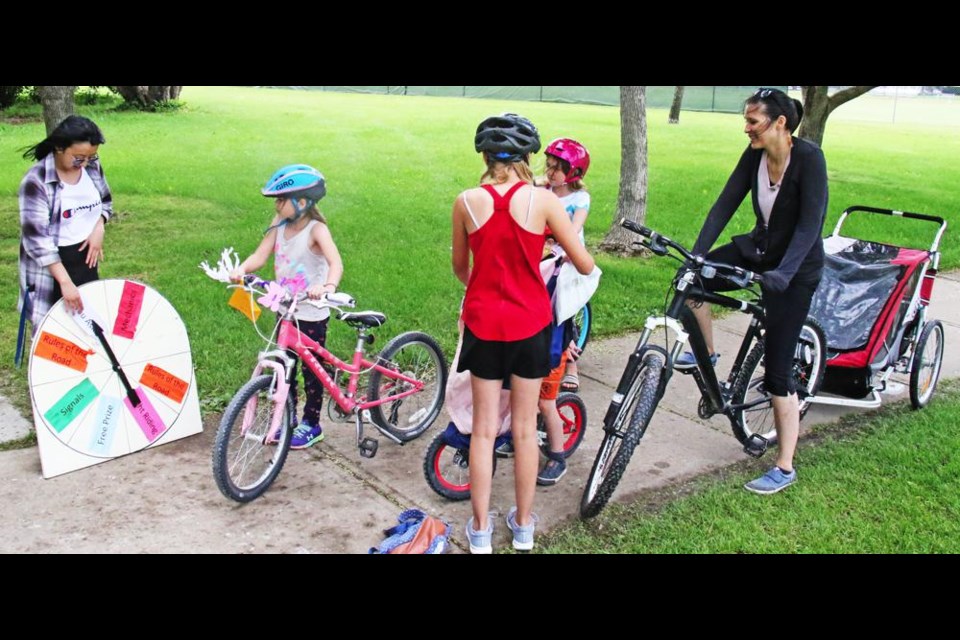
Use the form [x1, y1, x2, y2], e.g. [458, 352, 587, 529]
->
[341, 311, 387, 328]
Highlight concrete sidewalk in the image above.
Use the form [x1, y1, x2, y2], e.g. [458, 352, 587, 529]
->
[0, 273, 957, 553]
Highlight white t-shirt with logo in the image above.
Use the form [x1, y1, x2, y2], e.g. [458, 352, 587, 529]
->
[59, 169, 103, 246]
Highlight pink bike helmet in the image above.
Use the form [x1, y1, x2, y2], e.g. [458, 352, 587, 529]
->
[545, 138, 590, 184]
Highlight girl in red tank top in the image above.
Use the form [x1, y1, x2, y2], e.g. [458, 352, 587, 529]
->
[451, 113, 595, 553]
[461, 181, 552, 342]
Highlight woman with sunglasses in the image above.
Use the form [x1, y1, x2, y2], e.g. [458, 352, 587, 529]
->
[678, 88, 828, 495]
[17, 115, 112, 341]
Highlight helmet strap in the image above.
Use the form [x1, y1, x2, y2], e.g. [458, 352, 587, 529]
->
[262, 198, 314, 234]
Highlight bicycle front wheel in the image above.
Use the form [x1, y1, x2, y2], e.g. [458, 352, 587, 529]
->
[368, 331, 448, 442]
[212, 374, 295, 503]
[538, 392, 587, 458]
[580, 348, 665, 519]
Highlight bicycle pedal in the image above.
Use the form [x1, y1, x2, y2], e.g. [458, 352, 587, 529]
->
[742, 434, 769, 458]
[359, 437, 379, 458]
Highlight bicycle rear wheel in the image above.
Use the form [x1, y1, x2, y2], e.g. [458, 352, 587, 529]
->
[212, 374, 295, 503]
[368, 331, 447, 442]
[731, 317, 827, 445]
[423, 431, 498, 501]
[580, 348, 664, 519]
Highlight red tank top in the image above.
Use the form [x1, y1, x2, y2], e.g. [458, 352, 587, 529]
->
[462, 182, 552, 341]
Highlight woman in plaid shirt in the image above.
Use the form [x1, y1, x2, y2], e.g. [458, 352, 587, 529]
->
[18, 115, 112, 340]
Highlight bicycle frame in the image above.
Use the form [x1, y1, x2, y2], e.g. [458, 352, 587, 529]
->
[607, 267, 766, 431]
[245, 303, 425, 448]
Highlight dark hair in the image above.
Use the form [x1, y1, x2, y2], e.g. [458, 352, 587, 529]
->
[21, 115, 105, 161]
[745, 88, 804, 133]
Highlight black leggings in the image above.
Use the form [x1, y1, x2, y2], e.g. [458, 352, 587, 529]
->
[703, 243, 819, 397]
[288, 317, 329, 425]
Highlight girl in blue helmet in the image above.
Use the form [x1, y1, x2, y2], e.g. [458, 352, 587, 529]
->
[232, 164, 344, 450]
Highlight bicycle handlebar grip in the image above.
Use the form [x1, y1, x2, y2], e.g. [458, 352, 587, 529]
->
[619, 218, 652, 237]
[324, 291, 356, 308]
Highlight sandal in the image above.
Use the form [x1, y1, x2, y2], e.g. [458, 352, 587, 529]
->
[560, 373, 580, 393]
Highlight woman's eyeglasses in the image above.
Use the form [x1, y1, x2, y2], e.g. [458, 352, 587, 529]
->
[754, 88, 776, 99]
[71, 154, 99, 167]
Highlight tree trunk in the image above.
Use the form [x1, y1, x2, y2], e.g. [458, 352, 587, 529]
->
[38, 86, 76, 135]
[601, 86, 647, 255]
[110, 86, 183, 109]
[148, 85, 183, 102]
[111, 85, 149, 105]
[798, 85, 877, 146]
[668, 86, 685, 124]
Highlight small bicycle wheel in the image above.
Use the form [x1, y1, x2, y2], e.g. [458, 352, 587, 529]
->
[573, 302, 592, 352]
[368, 331, 448, 442]
[423, 431, 497, 501]
[537, 392, 587, 458]
[910, 320, 944, 409]
[212, 374, 295, 503]
[580, 348, 664, 519]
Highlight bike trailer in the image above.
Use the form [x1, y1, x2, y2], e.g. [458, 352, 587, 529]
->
[808, 206, 946, 401]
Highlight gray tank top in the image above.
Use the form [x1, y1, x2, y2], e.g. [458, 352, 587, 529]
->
[274, 219, 330, 321]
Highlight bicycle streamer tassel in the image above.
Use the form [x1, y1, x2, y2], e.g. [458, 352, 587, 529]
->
[200, 248, 275, 322]
[199, 247, 241, 283]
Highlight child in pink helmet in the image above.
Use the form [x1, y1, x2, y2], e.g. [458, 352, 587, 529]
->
[542, 137, 591, 394]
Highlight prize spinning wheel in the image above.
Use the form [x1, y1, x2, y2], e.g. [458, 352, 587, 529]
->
[28, 279, 202, 478]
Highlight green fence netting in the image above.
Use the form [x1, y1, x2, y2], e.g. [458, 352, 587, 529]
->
[263, 86, 787, 113]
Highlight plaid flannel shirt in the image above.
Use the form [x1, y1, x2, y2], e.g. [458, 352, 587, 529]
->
[18, 154, 113, 333]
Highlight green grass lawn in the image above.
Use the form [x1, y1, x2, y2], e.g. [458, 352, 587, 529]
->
[2, 87, 958, 417]
[540, 381, 960, 554]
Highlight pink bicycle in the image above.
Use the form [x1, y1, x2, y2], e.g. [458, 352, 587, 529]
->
[212, 275, 448, 502]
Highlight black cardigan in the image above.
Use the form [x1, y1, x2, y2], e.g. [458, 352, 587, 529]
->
[692, 136, 829, 284]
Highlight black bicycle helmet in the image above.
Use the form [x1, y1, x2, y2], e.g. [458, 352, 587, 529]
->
[474, 113, 541, 162]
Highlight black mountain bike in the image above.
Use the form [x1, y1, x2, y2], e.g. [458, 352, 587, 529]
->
[580, 220, 826, 519]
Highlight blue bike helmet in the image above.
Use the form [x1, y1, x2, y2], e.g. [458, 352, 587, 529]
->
[262, 164, 327, 202]
[261, 164, 326, 231]
[474, 113, 541, 163]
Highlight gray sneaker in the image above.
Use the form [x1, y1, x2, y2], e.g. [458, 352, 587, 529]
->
[744, 466, 797, 495]
[505, 507, 539, 551]
[465, 513, 494, 554]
